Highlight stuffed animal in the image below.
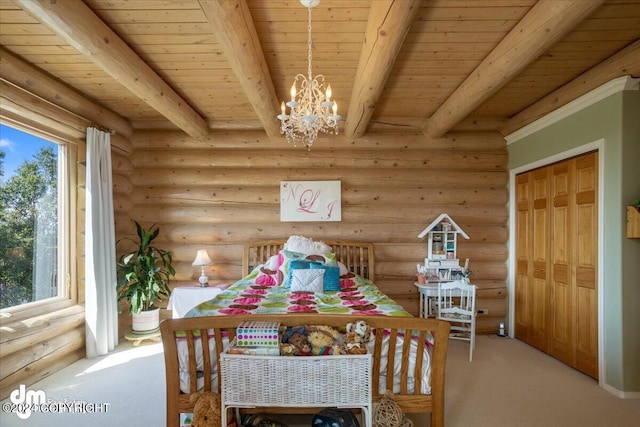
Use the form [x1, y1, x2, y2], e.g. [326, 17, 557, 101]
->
[287, 331, 311, 356]
[280, 342, 297, 356]
[189, 391, 221, 427]
[347, 319, 373, 345]
[335, 330, 368, 355]
[333, 320, 373, 355]
[307, 325, 340, 355]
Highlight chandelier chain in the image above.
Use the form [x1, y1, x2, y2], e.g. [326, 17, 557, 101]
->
[307, 5, 313, 79]
[276, 0, 341, 150]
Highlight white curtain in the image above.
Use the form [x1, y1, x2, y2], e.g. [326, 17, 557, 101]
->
[85, 127, 118, 358]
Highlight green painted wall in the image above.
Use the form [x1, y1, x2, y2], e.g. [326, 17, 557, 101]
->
[508, 86, 640, 394]
[621, 90, 640, 392]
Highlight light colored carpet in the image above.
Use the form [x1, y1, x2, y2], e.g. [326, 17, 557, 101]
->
[1, 335, 638, 426]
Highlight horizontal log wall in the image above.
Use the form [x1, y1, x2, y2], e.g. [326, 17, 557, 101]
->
[119, 129, 509, 333]
[112, 147, 135, 333]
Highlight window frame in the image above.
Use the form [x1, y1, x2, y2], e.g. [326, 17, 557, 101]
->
[0, 121, 78, 322]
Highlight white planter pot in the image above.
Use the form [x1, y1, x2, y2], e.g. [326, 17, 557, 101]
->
[131, 307, 160, 332]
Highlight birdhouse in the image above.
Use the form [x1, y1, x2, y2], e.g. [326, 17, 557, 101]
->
[418, 213, 469, 281]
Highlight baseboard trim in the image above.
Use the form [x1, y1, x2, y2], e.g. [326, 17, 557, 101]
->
[601, 382, 640, 399]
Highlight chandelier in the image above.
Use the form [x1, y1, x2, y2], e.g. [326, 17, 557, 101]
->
[277, 0, 341, 150]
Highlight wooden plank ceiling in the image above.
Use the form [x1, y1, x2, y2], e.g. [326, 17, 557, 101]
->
[1, 0, 639, 140]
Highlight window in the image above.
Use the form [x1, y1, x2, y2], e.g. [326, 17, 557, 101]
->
[0, 124, 72, 311]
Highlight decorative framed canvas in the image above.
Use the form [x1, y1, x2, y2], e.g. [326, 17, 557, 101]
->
[280, 180, 341, 222]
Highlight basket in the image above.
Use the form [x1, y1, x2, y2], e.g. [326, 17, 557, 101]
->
[220, 353, 372, 407]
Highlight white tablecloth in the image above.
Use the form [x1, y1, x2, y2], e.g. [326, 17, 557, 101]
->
[168, 285, 226, 318]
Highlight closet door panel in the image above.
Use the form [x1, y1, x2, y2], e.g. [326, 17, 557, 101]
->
[549, 163, 572, 364]
[574, 153, 598, 378]
[515, 233, 531, 339]
[576, 285, 598, 377]
[530, 169, 550, 351]
[515, 174, 532, 341]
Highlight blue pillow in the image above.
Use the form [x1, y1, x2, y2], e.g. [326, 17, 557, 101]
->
[310, 263, 340, 292]
[284, 259, 322, 288]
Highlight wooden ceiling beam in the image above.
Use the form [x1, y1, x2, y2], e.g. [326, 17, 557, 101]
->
[198, 0, 280, 139]
[502, 40, 640, 136]
[344, 0, 421, 140]
[13, 0, 209, 139]
[424, 0, 605, 139]
[0, 47, 132, 138]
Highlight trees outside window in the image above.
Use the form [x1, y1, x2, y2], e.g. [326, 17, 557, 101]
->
[0, 128, 59, 309]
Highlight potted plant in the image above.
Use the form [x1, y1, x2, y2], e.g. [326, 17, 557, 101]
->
[117, 221, 175, 332]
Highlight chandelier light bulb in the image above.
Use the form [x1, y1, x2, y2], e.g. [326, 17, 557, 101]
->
[277, 101, 288, 121]
[290, 83, 296, 101]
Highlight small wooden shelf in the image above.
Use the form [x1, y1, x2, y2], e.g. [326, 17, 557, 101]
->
[418, 213, 470, 282]
[627, 206, 640, 238]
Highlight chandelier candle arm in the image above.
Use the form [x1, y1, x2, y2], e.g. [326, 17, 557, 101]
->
[276, 0, 341, 149]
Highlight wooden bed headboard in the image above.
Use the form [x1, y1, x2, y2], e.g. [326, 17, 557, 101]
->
[243, 240, 375, 281]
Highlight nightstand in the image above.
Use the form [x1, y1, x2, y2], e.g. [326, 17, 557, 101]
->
[168, 285, 228, 318]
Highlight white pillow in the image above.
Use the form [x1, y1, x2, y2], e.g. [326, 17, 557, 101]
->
[290, 268, 324, 293]
[313, 240, 332, 254]
[337, 261, 349, 276]
[284, 235, 316, 255]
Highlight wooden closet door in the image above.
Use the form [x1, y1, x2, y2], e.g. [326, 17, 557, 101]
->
[515, 152, 598, 379]
[573, 153, 598, 378]
[549, 161, 573, 364]
[515, 168, 551, 351]
[530, 168, 551, 351]
[515, 173, 531, 341]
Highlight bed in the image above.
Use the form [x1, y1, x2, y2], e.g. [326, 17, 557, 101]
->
[160, 239, 450, 427]
[185, 239, 407, 318]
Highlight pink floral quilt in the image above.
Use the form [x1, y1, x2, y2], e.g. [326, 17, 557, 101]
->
[185, 268, 411, 318]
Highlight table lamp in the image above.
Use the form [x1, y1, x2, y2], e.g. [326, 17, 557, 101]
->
[192, 249, 212, 287]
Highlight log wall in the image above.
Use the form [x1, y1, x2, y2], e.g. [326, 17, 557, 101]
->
[119, 129, 509, 333]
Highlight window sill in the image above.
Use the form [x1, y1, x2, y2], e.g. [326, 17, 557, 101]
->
[0, 297, 77, 325]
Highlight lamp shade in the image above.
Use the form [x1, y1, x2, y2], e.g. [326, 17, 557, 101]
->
[192, 249, 212, 266]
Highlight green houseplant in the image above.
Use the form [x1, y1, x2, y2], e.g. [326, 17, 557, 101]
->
[117, 221, 175, 331]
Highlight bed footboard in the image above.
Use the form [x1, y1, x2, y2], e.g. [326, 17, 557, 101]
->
[160, 314, 450, 427]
